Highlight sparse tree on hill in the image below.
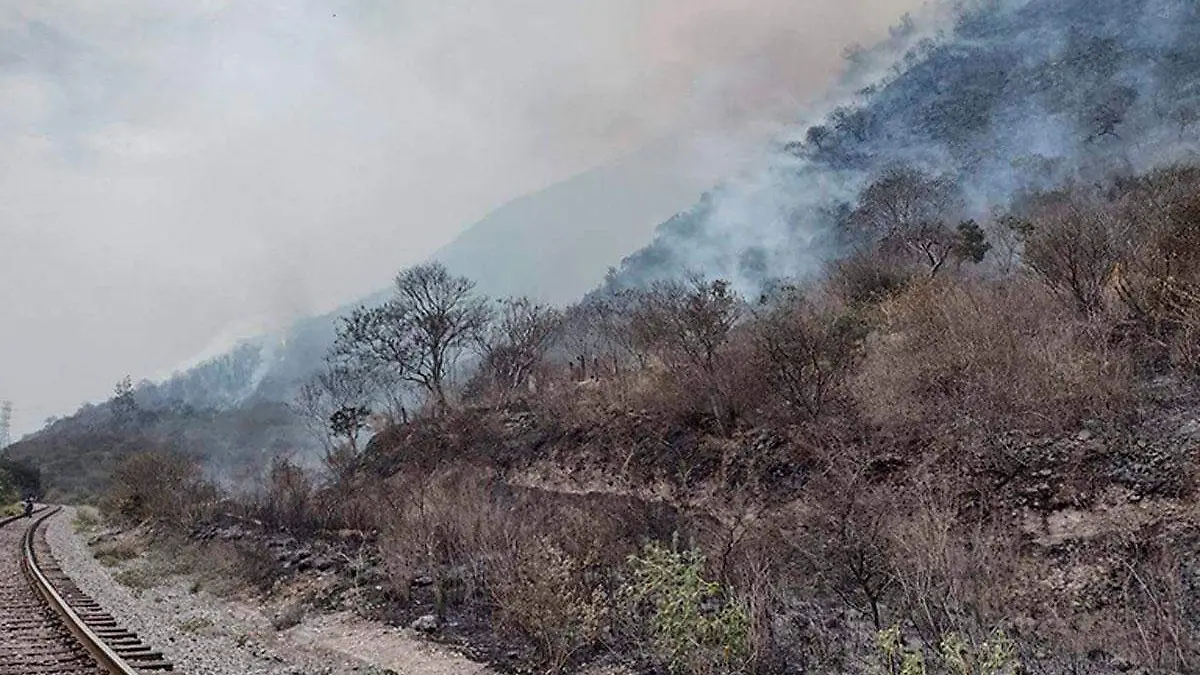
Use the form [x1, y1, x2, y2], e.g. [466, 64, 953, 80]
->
[849, 166, 972, 278]
[477, 297, 563, 402]
[331, 262, 490, 414]
[110, 375, 138, 428]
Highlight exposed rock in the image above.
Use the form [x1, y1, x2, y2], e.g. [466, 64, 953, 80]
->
[409, 615, 439, 633]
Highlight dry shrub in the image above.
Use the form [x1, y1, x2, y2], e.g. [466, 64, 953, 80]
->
[827, 247, 918, 307]
[631, 331, 765, 434]
[315, 477, 386, 533]
[795, 480, 897, 631]
[374, 465, 704, 671]
[1077, 544, 1200, 672]
[625, 278, 756, 434]
[93, 537, 143, 566]
[1017, 187, 1125, 316]
[255, 456, 321, 534]
[489, 536, 611, 672]
[236, 543, 288, 593]
[376, 468, 500, 607]
[853, 279, 1131, 437]
[101, 449, 216, 526]
[1110, 169, 1200, 375]
[693, 514, 791, 673]
[886, 491, 1019, 646]
[751, 290, 871, 422]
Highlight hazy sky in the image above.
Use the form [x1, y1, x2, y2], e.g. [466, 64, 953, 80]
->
[0, 0, 918, 437]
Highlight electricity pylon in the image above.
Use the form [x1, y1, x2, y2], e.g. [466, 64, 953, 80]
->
[0, 401, 11, 449]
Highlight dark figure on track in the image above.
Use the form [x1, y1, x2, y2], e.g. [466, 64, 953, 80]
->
[23, 496, 34, 518]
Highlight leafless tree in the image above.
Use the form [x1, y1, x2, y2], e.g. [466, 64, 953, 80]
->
[1108, 169, 1200, 368]
[850, 165, 967, 278]
[629, 275, 745, 431]
[331, 263, 491, 413]
[630, 276, 742, 376]
[559, 296, 647, 380]
[794, 458, 897, 631]
[1016, 188, 1126, 316]
[477, 297, 563, 401]
[753, 291, 867, 420]
[294, 363, 376, 455]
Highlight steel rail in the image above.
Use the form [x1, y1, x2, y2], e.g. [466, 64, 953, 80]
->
[19, 506, 143, 675]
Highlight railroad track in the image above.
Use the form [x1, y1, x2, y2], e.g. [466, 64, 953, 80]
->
[0, 507, 174, 674]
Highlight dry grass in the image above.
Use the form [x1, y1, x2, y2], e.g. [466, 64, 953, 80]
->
[852, 278, 1132, 438]
[73, 507, 102, 532]
[93, 537, 144, 567]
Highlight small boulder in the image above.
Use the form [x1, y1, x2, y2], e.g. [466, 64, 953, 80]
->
[410, 614, 439, 633]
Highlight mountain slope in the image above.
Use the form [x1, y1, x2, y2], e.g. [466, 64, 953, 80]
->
[432, 135, 720, 305]
[134, 138, 718, 413]
[603, 0, 1200, 293]
[25, 0, 1200, 468]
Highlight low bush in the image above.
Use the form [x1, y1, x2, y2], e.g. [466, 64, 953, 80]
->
[490, 537, 611, 672]
[100, 448, 217, 526]
[622, 543, 752, 675]
[876, 626, 1019, 675]
[852, 278, 1132, 438]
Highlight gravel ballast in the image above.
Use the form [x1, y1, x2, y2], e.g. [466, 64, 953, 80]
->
[45, 508, 489, 675]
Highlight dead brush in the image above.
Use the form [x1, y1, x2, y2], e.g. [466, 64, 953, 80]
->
[488, 534, 611, 673]
[376, 467, 503, 608]
[851, 278, 1133, 438]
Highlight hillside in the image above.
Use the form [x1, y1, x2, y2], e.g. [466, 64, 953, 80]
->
[604, 0, 1200, 293]
[10, 0, 1200, 672]
[15, 0, 1200, 490]
[120, 137, 715, 419]
[104, 158, 1200, 673]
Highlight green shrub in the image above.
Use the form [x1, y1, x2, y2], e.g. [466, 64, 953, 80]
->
[939, 631, 1019, 675]
[877, 626, 926, 675]
[875, 626, 1020, 675]
[623, 543, 751, 675]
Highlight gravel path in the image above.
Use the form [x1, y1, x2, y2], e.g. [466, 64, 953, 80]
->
[45, 508, 490, 675]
